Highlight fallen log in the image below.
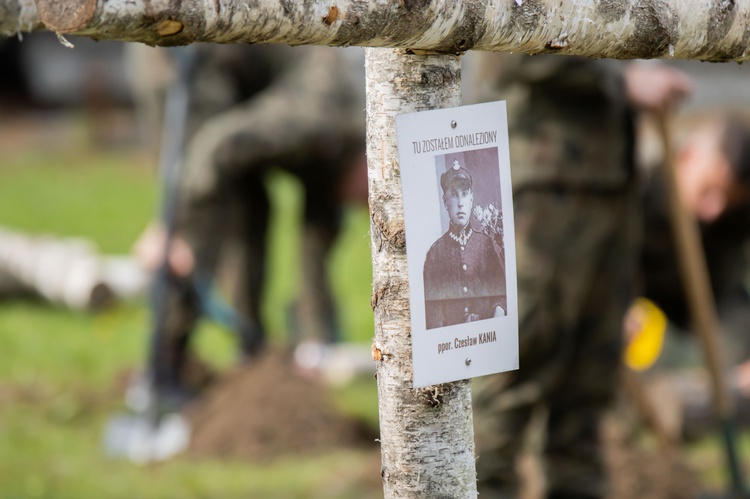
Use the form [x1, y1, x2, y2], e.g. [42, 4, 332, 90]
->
[0, 227, 148, 310]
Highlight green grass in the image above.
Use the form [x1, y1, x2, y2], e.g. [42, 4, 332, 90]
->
[0, 149, 157, 254]
[682, 431, 750, 493]
[0, 296, 379, 499]
[0, 398, 380, 498]
[0, 301, 145, 388]
[0, 115, 378, 498]
[263, 170, 375, 343]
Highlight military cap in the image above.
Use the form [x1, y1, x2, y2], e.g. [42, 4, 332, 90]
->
[440, 159, 473, 192]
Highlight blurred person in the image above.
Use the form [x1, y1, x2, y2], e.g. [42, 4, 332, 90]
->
[423, 158, 506, 329]
[641, 113, 750, 335]
[636, 113, 750, 437]
[129, 43, 366, 408]
[467, 54, 690, 498]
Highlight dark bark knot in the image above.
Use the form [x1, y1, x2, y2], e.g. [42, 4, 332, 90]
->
[509, 0, 546, 32]
[420, 66, 461, 87]
[399, 0, 431, 14]
[708, 0, 736, 37]
[279, 0, 293, 16]
[624, 0, 678, 58]
[703, 0, 743, 61]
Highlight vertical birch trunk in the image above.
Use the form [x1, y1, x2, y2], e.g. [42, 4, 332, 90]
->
[366, 48, 477, 498]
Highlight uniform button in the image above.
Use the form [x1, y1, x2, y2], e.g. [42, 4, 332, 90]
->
[462, 264, 467, 271]
[463, 286, 468, 293]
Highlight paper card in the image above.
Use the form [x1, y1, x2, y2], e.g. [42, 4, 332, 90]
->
[396, 101, 518, 388]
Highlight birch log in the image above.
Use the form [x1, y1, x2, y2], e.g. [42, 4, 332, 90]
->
[366, 48, 476, 498]
[0, 228, 112, 310]
[12, 0, 746, 62]
[0, 228, 149, 310]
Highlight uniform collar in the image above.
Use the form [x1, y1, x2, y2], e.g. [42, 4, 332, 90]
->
[449, 226, 473, 246]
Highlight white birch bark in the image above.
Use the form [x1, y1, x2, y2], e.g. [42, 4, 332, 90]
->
[367, 48, 476, 498]
[0, 228, 110, 310]
[0, 228, 149, 310]
[19, 0, 750, 62]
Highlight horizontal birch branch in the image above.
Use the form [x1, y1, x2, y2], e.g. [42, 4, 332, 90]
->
[1, 0, 748, 62]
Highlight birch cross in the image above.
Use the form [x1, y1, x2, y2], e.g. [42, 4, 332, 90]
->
[1, 1, 748, 498]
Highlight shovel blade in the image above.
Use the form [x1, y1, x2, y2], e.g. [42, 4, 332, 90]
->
[103, 412, 190, 464]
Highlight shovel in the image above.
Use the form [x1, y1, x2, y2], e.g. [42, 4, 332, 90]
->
[103, 45, 197, 463]
[657, 112, 748, 497]
[103, 372, 191, 464]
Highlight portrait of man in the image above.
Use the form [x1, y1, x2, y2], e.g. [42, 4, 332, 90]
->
[423, 154, 507, 330]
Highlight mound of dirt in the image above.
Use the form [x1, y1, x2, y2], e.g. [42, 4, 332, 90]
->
[607, 442, 700, 498]
[604, 415, 702, 499]
[184, 347, 375, 461]
[180, 349, 701, 497]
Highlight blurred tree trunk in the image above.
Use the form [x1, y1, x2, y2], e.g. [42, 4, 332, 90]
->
[366, 47, 477, 498]
[7, 0, 746, 62]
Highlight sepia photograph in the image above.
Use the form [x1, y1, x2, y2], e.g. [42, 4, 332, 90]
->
[423, 148, 507, 330]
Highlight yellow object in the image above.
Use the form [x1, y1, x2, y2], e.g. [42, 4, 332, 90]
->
[624, 298, 668, 371]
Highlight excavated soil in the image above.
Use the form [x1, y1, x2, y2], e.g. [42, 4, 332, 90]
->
[514, 410, 701, 499]
[604, 421, 702, 499]
[179, 347, 707, 497]
[184, 347, 376, 461]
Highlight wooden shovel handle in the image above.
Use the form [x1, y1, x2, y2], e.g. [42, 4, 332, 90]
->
[657, 112, 733, 419]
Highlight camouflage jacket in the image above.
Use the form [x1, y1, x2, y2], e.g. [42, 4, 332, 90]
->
[469, 53, 636, 192]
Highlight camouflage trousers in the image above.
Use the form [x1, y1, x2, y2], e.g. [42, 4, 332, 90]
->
[473, 185, 638, 498]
